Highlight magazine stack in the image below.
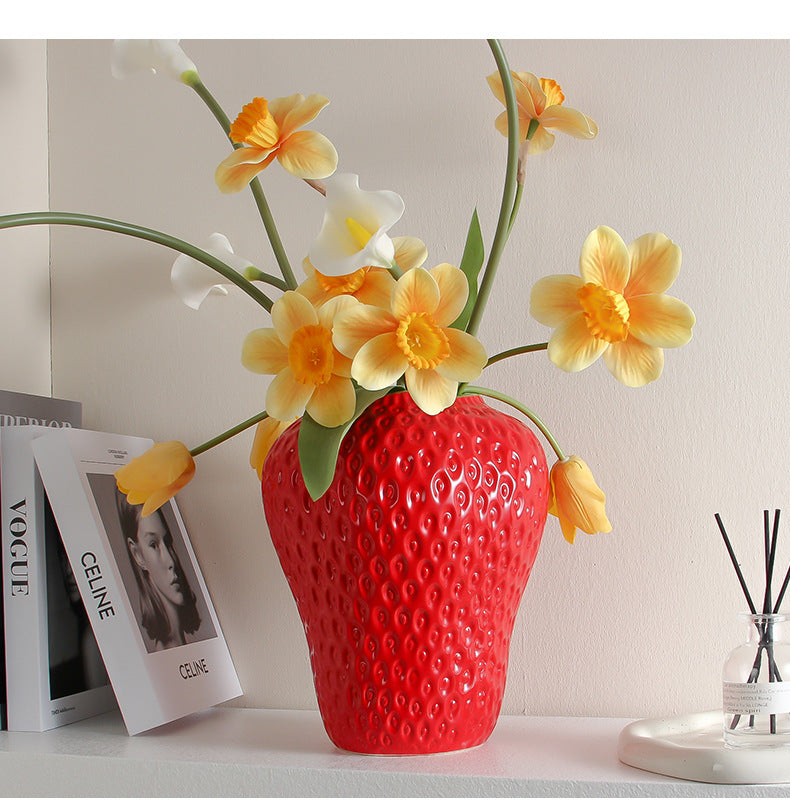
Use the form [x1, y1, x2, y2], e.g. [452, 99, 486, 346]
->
[1, 389, 241, 734]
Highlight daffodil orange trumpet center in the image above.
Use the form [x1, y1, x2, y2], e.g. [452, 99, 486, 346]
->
[229, 97, 280, 149]
[577, 282, 630, 343]
[540, 77, 565, 108]
[316, 266, 368, 295]
[396, 312, 450, 370]
[288, 324, 335, 386]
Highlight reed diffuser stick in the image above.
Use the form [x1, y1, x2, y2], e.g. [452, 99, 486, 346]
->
[715, 513, 757, 614]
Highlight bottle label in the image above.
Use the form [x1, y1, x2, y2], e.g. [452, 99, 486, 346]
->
[723, 681, 790, 715]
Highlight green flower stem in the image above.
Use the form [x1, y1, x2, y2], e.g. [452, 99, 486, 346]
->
[189, 409, 269, 457]
[506, 182, 524, 237]
[190, 79, 298, 291]
[189, 77, 233, 130]
[387, 259, 404, 280]
[245, 267, 289, 292]
[247, 180, 298, 290]
[485, 342, 548, 367]
[0, 212, 274, 311]
[461, 384, 567, 462]
[465, 39, 520, 338]
[507, 119, 538, 237]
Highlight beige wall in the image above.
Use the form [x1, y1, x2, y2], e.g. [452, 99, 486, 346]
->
[6, 38, 790, 719]
[0, 40, 50, 396]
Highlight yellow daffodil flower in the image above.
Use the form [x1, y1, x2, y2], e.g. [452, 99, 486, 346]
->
[171, 232, 255, 310]
[308, 174, 405, 277]
[115, 441, 196, 517]
[250, 417, 295, 480]
[333, 265, 487, 416]
[530, 226, 695, 387]
[298, 236, 427, 308]
[548, 455, 612, 544]
[111, 40, 197, 84]
[242, 291, 357, 427]
[487, 70, 597, 155]
[215, 95, 338, 192]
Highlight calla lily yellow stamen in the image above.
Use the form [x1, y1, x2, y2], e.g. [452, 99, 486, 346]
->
[346, 218, 374, 250]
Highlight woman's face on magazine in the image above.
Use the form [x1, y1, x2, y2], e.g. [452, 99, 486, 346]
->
[135, 512, 185, 607]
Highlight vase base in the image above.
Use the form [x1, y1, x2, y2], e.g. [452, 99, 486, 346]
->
[331, 739, 488, 757]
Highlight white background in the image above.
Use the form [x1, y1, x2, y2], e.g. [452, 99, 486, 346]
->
[3, 31, 790, 721]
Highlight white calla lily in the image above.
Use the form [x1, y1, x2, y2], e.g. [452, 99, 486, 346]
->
[308, 174, 405, 277]
[111, 40, 197, 84]
[171, 233, 254, 310]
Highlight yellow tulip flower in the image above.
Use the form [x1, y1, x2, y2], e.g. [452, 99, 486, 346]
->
[250, 417, 295, 480]
[487, 70, 597, 155]
[115, 441, 196, 517]
[242, 291, 357, 428]
[530, 226, 695, 387]
[549, 456, 612, 544]
[215, 94, 338, 192]
[333, 265, 487, 416]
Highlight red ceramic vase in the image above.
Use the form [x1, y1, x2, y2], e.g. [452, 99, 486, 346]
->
[262, 391, 548, 755]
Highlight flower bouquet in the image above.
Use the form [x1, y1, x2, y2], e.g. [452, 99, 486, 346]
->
[0, 38, 695, 754]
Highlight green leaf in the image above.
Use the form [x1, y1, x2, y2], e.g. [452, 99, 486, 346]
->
[451, 208, 485, 331]
[298, 386, 395, 501]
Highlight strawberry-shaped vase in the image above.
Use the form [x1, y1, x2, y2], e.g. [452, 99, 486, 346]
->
[262, 391, 548, 754]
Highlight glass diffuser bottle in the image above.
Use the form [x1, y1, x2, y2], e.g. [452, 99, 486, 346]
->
[723, 612, 790, 748]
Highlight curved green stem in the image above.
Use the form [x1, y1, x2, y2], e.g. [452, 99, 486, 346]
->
[247, 182, 298, 290]
[190, 78, 233, 131]
[245, 267, 289, 292]
[190, 409, 269, 457]
[190, 79, 297, 290]
[0, 212, 274, 311]
[507, 182, 524, 237]
[507, 119, 538, 237]
[461, 385, 566, 461]
[466, 39, 520, 337]
[485, 342, 548, 367]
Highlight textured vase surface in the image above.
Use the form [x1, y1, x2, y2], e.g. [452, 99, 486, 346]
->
[262, 391, 548, 755]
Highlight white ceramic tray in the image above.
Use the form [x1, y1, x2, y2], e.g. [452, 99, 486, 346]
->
[618, 710, 790, 784]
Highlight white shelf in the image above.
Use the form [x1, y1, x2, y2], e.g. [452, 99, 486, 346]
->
[1, 706, 789, 797]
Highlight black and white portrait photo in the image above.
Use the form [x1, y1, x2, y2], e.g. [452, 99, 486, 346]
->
[87, 473, 216, 653]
